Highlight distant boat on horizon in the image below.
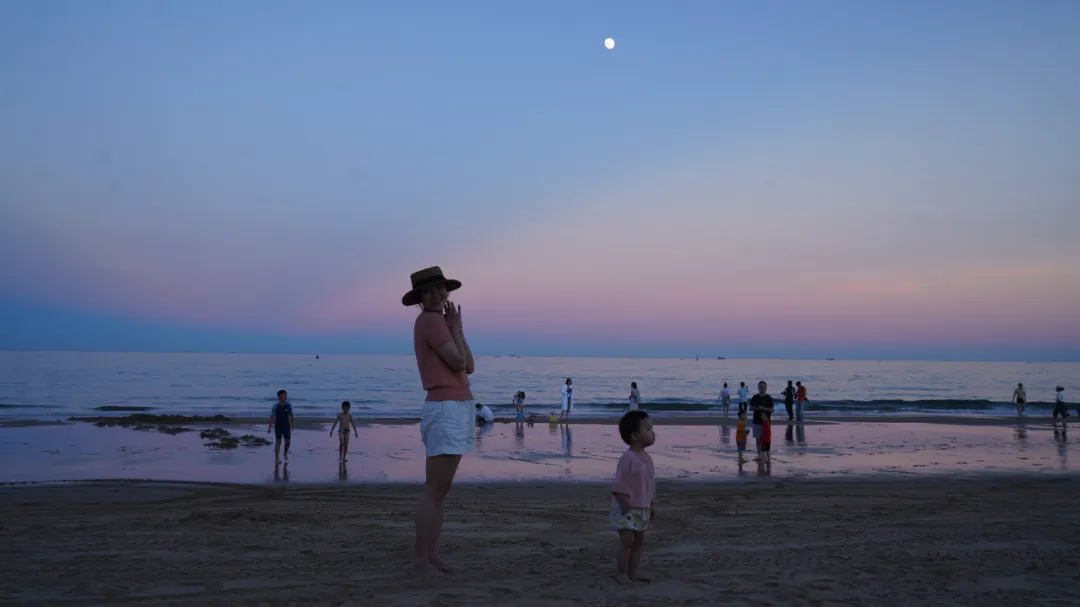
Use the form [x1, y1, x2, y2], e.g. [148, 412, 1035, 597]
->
[826, 357, 835, 361]
[316, 354, 320, 360]
[717, 356, 726, 360]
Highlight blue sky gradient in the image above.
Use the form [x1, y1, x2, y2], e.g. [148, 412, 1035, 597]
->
[2, 1, 1078, 360]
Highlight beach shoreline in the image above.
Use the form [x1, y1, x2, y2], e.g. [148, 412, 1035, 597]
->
[3, 477, 1079, 605]
[4, 412, 1071, 430]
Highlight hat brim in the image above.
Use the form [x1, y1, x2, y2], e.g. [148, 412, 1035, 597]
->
[401, 279, 461, 306]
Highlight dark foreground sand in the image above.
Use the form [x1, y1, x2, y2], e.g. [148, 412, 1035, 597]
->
[3, 478, 1080, 606]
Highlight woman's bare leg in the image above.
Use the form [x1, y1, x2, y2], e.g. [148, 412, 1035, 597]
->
[414, 454, 462, 575]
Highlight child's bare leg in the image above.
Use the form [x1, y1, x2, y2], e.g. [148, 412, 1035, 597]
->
[614, 530, 634, 583]
[342, 435, 349, 461]
[628, 530, 650, 582]
[274, 439, 282, 463]
[283, 439, 290, 460]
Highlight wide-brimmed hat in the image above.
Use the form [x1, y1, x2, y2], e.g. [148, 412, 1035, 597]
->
[401, 266, 461, 306]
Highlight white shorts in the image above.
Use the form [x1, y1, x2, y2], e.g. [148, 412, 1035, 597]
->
[420, 400, 476, 457]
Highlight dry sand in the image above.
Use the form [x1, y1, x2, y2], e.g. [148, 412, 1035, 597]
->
[3, 477, 1080, 606]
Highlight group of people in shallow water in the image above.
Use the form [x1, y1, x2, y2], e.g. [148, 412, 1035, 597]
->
[1012, 382, 1072, 425]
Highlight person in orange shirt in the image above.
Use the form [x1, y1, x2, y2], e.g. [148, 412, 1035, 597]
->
[795, 381, 808, 421]
[735, 410, 748, 462]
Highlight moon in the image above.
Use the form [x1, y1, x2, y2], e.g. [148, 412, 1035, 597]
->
[604, 38, 615, 50]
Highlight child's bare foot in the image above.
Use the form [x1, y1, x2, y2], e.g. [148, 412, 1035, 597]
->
[429, 555, 453, 573]
[284, 453, 289, 461]
[612, 573, 632, 584]
[412, 559, 443, 577]
[275, 458, 282, 464]
[630, 573, 652, 583]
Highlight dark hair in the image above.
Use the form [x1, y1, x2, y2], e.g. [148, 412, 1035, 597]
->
[341, 401, 350, 409]
[788, 380, 793, 385]
[723, 382, 728, 388]
[475, 402, 482, 409]
[277, 390, 287, 397]
[618, 410, 650, 445]
[631, 382, 637, 389]
[519, 391, 526, 398]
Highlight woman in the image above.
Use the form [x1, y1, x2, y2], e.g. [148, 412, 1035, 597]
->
[513, 391, 526, 419]
[628, 382, 641, 411]
[561, 378, 574, 420]
[403, 266, 475, 576]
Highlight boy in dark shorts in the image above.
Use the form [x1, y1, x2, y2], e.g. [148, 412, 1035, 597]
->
[267, 389, 295, 463]
[760, 415, 772, 463]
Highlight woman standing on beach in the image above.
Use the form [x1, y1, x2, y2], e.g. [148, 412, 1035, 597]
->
[403, 266, 475, 576]
[629, 382, 641, 411]
[561, 378, 574, 420]
[512, 391, 526, 419]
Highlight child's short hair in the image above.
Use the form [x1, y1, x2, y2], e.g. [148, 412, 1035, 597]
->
[277, 390, 287, 397]
[475, 402, 482, 409]
[738, 410, 746, 418]
[618, 410, 650, 445]
[341, 401, 350, 409]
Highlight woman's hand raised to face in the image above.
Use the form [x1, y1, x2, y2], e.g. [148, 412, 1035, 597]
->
[443, 301, 462, 333]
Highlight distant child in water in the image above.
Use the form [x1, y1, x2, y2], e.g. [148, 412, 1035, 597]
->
[267, 389, 294, 464]
[735, 410, 748, 461]
[611, 410, 656, 584]
[329, 401, 358, 462]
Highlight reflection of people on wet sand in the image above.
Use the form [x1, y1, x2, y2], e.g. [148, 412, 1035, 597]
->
[329, 401, 358, 462]
[403, 266, 475, 577]
[561, 423, 573, 456]
[1013, 383, 1027, 416]
[1015, 423, 1029, 449]
[1053, 427, 1067, 468]
[267, 390, 294, 464]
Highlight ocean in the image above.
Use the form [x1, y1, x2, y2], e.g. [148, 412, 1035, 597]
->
[0, 351, 1076, 422]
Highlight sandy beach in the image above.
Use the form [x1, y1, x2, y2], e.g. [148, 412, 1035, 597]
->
[2, 478, 1079, 606]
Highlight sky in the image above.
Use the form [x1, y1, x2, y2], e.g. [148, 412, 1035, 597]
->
[1, 0, 1079, 361]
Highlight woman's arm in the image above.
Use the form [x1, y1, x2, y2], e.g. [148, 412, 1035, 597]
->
[458, 329, 475, 375]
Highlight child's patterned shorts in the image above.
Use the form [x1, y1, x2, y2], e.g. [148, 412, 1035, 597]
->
[610, 498, 651, 532]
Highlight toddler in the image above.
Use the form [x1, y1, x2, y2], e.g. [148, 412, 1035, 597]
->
[760, 415, 772, 463]
[611, 410, 656, 584]
[735, 410, 748, 461]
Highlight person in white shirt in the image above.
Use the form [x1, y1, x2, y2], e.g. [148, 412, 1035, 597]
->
[1052, 386, 1068, 425]
[475, 403, 495, 425]
[717, 382, 731, 417]
[561, 378, 574, 420]
[737, 382, 750, 414]
[628, 382, 641, 411]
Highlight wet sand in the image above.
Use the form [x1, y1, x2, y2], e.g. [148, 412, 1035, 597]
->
[6, 412, 1065, 430]
[2, 478, 1079, 605]
[2, 420, 1075, 484]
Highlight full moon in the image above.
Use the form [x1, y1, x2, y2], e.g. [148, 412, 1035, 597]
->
[604, 38, 615, 50]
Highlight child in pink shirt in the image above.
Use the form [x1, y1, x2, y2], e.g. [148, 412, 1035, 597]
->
[611, 410, 656, 584]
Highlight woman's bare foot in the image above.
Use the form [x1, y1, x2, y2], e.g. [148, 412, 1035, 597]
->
[612, 573, 632, 584]
[429, 556, 454, 573]
[412, 559, 443, 577]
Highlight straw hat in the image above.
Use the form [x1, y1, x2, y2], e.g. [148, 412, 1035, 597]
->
[401, 266, 461, 306]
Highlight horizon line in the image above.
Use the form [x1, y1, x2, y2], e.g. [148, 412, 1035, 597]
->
[0, 349, 1072, 364]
